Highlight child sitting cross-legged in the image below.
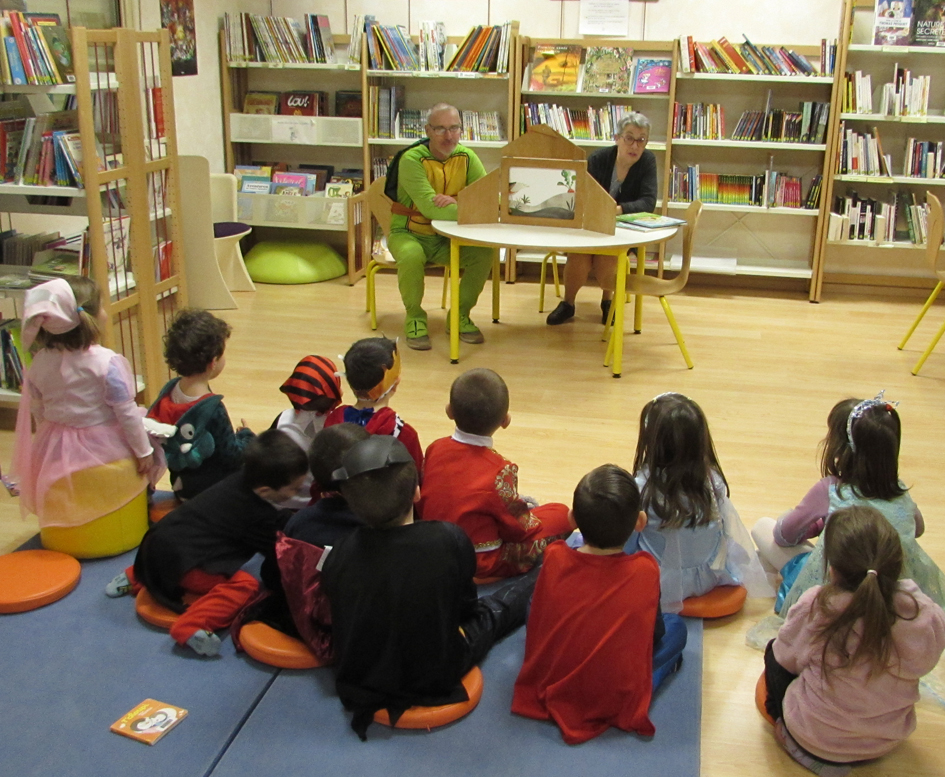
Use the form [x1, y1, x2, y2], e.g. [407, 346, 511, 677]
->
[323, 337, 423, 473]
[418, 368, 572, 579]
[321, 435, 539, 740]
[105, 429, 308, 656]
[512, 464, 688, 744]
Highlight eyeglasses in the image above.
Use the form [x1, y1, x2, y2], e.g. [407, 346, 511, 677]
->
[429, 124, 463, 136]
[618, 134, 648, 147]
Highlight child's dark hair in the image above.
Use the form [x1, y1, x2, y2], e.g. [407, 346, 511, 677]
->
[343, 337, 396, 397]
[573, 464, 640, 549]
[163, 308, 231, 377]
[632, 393, 728, 530]
[35, 276, 102, 351]
[821, 397, 905, 500]
[816, 505, 916, 678]
[449, 368, 509, 436]
[340, 456, 418, 528]
[243, 429, 309, 490]
[308, 423, 370, 491]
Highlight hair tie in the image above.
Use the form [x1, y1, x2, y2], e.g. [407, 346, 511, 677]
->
[866, 569, 878, 577]
[846, 390, 899, 452]
[77, 306, 85, 313]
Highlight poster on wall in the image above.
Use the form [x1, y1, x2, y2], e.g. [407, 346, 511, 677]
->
[161, 0, 198, 76]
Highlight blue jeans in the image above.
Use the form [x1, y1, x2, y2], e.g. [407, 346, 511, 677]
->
[653, 613, 687, 690]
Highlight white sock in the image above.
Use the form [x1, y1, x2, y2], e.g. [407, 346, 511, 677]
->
[185, 630, 222, 657]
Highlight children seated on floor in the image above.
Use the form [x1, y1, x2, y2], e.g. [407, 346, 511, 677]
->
[512, 464, 687, 744]
[321, 435, 538, 740]
[627, 392, 770, 612]
[763, 505, 945, 776]
[271, 354, 344, 509]
[323, 337, 423, 473]
[105, 429, 308, 657]
[752, 393, 945, 614]
[417, 368, 572, 579]
[147, 309, 255, 500]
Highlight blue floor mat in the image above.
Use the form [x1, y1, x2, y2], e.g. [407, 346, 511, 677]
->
[209, 618, 702, 777]
[0, 540, 277, 777]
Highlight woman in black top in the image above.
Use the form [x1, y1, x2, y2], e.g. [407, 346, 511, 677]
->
[547, 113, 658, 325]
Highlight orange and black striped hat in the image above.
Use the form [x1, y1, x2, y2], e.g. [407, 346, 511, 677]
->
[280, 355, 343, 411]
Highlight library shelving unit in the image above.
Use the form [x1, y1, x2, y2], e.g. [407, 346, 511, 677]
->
[219, 28, 361, 261]
[0, 27, 186, 407]
[814, 0, 945, 298]
[671, 42, 839, 297]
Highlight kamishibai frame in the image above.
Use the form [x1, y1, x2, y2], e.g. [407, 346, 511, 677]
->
[499, 156, 587, 228]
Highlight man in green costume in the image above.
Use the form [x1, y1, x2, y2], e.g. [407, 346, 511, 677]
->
[388, 103, 494, 351]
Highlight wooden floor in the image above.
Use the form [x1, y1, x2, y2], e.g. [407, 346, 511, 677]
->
[3, 271, 945, 776]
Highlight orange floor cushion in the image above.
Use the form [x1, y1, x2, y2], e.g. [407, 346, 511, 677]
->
[148, 497, 178, 523]
[755, 671, 775, 726]
[473, 576, 502, 585]
[240, 621, 325, 669]
[134, 588, 198, 629]
[0, 550, 81, 614]
[679, 584, 747, 618]
[373, 666, 484, 730]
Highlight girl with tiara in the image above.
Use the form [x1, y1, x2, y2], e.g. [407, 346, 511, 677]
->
[753, 393, 945, 615]
[626, 393, 770, 613]
[12, 277, 163, 556]
[763, 506, 945, 776]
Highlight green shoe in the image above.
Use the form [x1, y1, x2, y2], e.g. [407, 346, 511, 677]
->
[405, 318, 431, 350]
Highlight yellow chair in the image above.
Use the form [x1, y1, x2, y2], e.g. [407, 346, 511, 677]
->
[537, 252, 562, 312]
[898, 191, 945, 375]
[360, 177, 500, 330]
[603, 200, 703, 370]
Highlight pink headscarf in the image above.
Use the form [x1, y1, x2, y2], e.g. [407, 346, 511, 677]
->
[22, 278, 80, 348]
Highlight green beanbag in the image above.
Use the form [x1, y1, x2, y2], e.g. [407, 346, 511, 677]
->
[243, 240, 347, 284]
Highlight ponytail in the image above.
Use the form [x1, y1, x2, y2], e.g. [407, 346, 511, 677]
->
[815, 505, 917, 678]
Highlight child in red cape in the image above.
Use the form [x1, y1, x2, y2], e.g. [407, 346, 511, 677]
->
[512, 464, 688, 744]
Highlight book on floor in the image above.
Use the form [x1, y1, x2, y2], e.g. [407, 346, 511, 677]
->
[110, 699, 188, 745]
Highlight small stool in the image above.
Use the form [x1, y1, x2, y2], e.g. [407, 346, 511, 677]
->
[755, 672, 775, 726]
[373, 666, 484, 730]
[213, 221, 255, 292]
[679, 585, 747, 618]
[41, 487, 149, 559]
[134, 587, 198, 629]
[240, 620, 325, 669]
[0, 550, 81, 614]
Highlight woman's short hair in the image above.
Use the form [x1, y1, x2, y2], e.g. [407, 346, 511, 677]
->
[615, 112, 650, 137]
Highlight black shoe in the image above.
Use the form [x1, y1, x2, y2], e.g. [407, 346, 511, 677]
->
[600, 299, 612, 325]
[546, 301, 575, 325]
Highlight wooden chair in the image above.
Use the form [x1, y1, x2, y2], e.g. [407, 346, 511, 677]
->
[359, 177, 500, 330]
[898, 191, 945, 374]
[603, 200, 703, 370]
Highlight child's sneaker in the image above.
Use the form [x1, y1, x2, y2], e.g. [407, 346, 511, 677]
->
[105, 572, 133, 598]
[185, 629, 222, 657]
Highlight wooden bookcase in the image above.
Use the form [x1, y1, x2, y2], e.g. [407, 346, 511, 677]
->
[815, 0, 945, 298]
[0, 27, 185, 406]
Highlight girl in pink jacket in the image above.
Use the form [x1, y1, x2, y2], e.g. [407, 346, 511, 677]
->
[763, 505, 945, 776]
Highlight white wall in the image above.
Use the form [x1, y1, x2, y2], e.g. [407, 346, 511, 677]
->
[131, 0, 845, 172]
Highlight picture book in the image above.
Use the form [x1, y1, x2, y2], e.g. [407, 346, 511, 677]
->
[912, 0, 945, 46]
[872, 0, 914, 45]
[633, 59, 672, 94]
[616, 212, 686, 230]
[110, 699, 187, 745]
[334, 90, 362, 118]
[279, 92, 326, 116]
[581, 46, 633, 94]
[325, 181, 353, 198]
[242, 91, 279, 115]
[272, 184, 302, 196]
[528, 45, 582, 92]
[240, 179, 271, 194]
[272, 171, 308, 189]
[38, 25, 73, 82]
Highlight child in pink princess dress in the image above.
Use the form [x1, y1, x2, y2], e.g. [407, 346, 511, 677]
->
[12, 276, 164, 554]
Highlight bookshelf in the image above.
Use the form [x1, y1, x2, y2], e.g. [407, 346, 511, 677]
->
[671, 41, 838, 293]
[0, 27, 186, 407]
[815, 0, 945, 297]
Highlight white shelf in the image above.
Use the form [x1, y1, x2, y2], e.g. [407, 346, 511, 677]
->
[230, 113, 363, 146]
[521, 90, 668, 99]
[671, 138, 826, 151]
[839, 112, 945, 124]
[0, 183, 85, 197]
[228, 60, 359, 71]
[563, 139, 667, 151]
[367, 69, 509, 80]
[827, 239, 926, 250]
[675, 72, 833, 84]
[666, 201, 819, 216]
[0, 73, 117, 94]
[848, 44, 945, 55]
[368, 137, 506, 148]
[236, 192, 349, 231]
[833, 174, 945, 186]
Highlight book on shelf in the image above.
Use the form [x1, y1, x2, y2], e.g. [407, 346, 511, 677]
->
[446, 23, 512, 73]
[279, 91, 328, 116]
[0, 321, 26, 391]
[904, 135, 945, 178]
[330, 169, 364, 193]
[368, 84, 405, 138]
[154, 240, 173, 282]
[224, 13, 341, 65]
[335, 90, 362, 118]
[633, 58, 671, 94]
[110, 699, 188, 745]
[396, 109, 424, 139]
[243, 91, 280, 115]
[310, 14, 336, 63]
[680, 34, 829, 77]
[418, 21, 447, 72]
[520, 102, 634, 141]
[912, 0, 945, 47]
[732, 98, 828, 143]
[527, 45, 581, 92]
[369, 22, 420, 71]
[672, 102, 725, 140]
[580, 46, 633, 94]
[0, 12, 74, 86]
[873, 0, 914, 46]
